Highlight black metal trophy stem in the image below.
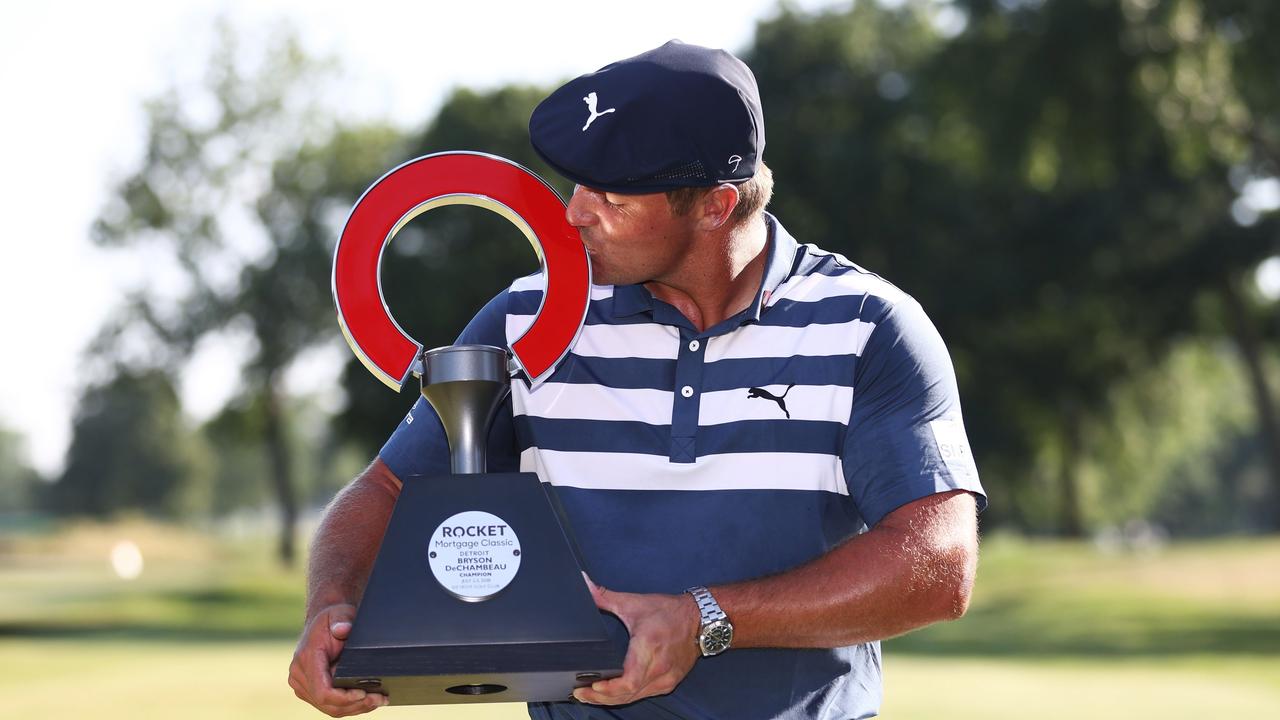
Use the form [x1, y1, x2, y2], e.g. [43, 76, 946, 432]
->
[332, 345, 624, 705]
[419, 345, 508, 475]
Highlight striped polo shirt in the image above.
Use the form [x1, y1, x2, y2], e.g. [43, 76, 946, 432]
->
[380, 214, 985, 719]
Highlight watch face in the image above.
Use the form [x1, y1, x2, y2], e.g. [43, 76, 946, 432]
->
[700, 620, 734, 656]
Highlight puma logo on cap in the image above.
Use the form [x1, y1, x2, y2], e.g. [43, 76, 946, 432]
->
[581, 92, 616, 131]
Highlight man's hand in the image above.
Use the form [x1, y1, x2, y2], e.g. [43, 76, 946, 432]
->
[572, 577, 702, 706]
[288, 603, 388, 716]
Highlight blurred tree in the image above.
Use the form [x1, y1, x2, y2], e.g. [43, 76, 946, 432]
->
[91, 21, 405, 563]
[749, 0, 1278, 534]
[1115, 0, 1280, 529]
[201, 398, 271, 517]
[1080, 339, 1272, 533]
[202, 391, 368, 517]
[0, 424, 42, 515]
[50, 369, 212, 519]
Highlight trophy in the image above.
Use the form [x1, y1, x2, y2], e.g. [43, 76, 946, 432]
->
[329, 152, 625, 704]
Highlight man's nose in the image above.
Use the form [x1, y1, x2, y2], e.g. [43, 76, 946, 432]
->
[565, 185, 598, 228]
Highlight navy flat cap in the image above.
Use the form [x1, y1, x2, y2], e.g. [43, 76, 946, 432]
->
[529, 40, 765, 194]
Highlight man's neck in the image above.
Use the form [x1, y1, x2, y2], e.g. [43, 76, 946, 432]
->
[645, 215, 770, 332]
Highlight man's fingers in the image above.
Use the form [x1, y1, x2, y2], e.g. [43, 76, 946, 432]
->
[312, 681, 369, 707]
[583, 575, 613, 611]
[589, 674, 634, 698]
[304, 675, 387, 714]
[330, 620, 353, 640]
[574, 679, 635, 705]
[584, 577, 633, 625]
[318, 681, 371, 702]
[580, 662, 670, 705]
[304, 648, 373, 706]
[570, 590, 698, 706]
[572, 687, 606, 704]
[291, 604, 373, 715]
[317, 692, 389, 717]
[573, 635, 652, 705]
[292, 654, 385, 715]
[327, 604, 357, 639]
[575, 676, 664, 706]
[309, 647, 338, 682]
[574, 682, 632, 705]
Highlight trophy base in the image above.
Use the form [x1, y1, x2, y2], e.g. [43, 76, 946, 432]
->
[332, 471, 625, 705]
[336, 639, 621, 704]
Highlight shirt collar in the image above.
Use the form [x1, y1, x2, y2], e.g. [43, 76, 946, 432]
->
[749, 212, 799, 321]
[610, 282, 654, 317]
[610, 212, 800, 323]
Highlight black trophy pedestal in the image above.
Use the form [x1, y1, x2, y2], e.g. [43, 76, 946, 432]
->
[333, 472, 625, 705]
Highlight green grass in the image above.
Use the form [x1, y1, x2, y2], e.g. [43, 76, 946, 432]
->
[881, 534, 1280, 718]
[0, 638, 524, 720]
[884, 655, 1280, 719]
[2, 521, 1278, 719]
[888, 534, 1280, 658]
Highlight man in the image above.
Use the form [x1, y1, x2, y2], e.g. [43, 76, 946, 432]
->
[290, 40, 985, 719]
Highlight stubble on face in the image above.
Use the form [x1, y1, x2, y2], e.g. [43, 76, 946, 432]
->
[573, 190, 696, 288]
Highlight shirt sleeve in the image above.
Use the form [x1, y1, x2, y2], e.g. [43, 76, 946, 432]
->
[378, 289, 520, 479]
[841, 295, 987, 528]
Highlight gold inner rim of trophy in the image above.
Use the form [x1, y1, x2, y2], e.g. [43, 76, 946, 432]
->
[388, 194, 544, 263]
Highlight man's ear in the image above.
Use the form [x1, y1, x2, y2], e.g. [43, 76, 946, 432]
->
[697, 183, 740, 231]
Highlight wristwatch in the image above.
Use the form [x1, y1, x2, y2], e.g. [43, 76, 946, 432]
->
[685, 586, 734, 657]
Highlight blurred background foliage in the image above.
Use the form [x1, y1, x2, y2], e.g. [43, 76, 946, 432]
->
[1, 0, 1277, 566]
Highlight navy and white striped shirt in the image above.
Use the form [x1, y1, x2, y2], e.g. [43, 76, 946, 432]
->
[381, 214, 985, 719]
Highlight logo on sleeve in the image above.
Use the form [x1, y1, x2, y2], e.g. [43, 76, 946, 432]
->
[929, 417, 978, 478]
[581, 92, 616, 131]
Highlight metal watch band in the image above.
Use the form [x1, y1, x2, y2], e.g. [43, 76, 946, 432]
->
[686, 586, 727, 625]
[685, 585, 733, 657]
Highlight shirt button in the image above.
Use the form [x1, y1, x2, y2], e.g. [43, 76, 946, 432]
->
[688, 340, 701, 352]
[680, 386, 694, 398]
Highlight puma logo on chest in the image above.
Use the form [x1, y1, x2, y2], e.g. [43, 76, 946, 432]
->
[747, 384, 796, 419]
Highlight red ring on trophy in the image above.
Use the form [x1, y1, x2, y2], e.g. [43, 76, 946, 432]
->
[332, 152, 591, 389]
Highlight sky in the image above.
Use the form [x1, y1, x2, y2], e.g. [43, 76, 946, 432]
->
[0, 0, 845, 475]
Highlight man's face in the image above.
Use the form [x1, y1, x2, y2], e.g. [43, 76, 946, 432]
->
[565, 185, 699, 287]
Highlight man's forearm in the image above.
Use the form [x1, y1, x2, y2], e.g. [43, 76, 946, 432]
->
[714, 490, 978, 649]
[303, 458, 403, 622]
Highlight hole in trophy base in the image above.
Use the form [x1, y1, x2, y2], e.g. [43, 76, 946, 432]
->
[575, 672, 602, 682]
[445, 683, 508, 696]
[355, 678, 382, 690]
